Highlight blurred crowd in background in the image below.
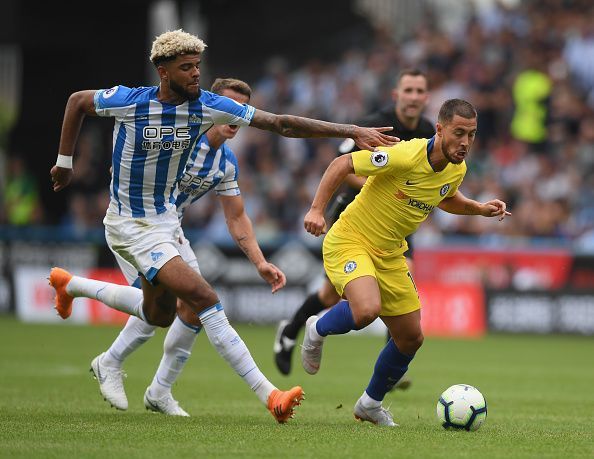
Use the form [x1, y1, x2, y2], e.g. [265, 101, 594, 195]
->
[3, 0, 594, 251]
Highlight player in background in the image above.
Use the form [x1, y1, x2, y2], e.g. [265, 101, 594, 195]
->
[274, 69, 434, 377]
[50, 79, 299, 421]
[48, 29, 397, 423]
[302, 99, 510, 426]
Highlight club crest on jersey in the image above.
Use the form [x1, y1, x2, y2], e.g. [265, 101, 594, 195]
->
[440, 184, 450, 196]
[102, 86, 119, 99]
[371, 151, 388, 167]
[344, 261, 357, 274]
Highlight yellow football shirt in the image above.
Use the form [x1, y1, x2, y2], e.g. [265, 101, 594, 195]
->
[333, 137, 466, 253]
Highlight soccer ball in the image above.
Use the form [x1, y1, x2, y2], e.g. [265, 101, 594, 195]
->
[436, 384, 487, 431]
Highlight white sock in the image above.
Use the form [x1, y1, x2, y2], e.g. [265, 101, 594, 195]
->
[101, 316, 156, 369]
[309, 318, 324, 342]
[148, 316, 200, 399]
[66, 276, 146, 321]
[361, 390, 381, 408]
[198, 303, 276, 405]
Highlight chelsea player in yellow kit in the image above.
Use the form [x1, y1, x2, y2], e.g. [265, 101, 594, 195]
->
[301, 99, 510, 426]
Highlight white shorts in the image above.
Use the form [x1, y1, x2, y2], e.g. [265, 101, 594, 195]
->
[104, 208, 201, 286]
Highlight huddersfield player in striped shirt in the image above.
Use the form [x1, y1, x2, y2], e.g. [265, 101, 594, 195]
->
[302, 99, 510, 426]
[49, 29, 397, 422]
[56, 78, 291, 420]
[51, 79, 297, 421]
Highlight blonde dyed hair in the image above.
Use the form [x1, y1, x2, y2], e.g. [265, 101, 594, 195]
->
[150, 29, 207, 65]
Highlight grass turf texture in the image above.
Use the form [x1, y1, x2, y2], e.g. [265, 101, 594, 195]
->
[0, 316, 592, 458]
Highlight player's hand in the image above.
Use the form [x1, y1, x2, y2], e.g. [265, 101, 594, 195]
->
[480, 199, 511, 221]
[304, 209, 327, 237]
[352, 126, 399, 151]
[256, 262, 286, 293]
[50, 165, 73, 192]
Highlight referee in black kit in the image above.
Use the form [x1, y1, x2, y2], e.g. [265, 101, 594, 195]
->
[274, 69, 436, 379]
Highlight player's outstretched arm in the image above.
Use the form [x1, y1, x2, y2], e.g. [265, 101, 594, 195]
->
[250, 110, 399, 150]
[304, 154, 355, 237]
[438, 191, 511, 221]
[51, 90, 97, 191]
[220, 195, 286, 293]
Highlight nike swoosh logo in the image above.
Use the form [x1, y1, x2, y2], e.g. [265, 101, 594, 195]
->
[145, 397, 160, 411]
[96, 363, 106, 384]
[406, 180, 416, 185]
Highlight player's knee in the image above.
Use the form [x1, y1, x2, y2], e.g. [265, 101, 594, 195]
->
[177, 301, 202, 327]
[190, 285, 219, 308]
[353, 303, 381, 328]
[396, 332, 424, 355]
[143, 303, 176, 328]
[411, 332, 424, 352]
[179, 284, 219, 312]
[144, 312, 174, 328]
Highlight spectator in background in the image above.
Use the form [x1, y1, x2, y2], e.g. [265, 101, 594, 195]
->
[3, 157, 42, 226]
[510, 47, 552, 151]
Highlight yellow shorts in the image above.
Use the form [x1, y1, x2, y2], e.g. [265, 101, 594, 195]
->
[322, 228, 420, 317]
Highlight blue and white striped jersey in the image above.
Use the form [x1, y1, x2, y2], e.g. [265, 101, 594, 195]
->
[94, 85, 254, 218]
[176, 134, 240, 220]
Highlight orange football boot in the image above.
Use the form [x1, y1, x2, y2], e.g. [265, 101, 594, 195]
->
[48, 267, 74, 319]
[267, 386, 304, 423]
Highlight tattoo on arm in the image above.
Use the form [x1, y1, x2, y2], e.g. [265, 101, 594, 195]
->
[236, 235, 252, 259]
[235, 233, 265, 267]
[252, 110, 354, 138]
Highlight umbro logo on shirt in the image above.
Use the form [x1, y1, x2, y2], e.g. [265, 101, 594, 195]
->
[150, 251, 164, 262]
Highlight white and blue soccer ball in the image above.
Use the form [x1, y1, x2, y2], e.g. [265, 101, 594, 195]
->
[436, 384, 487, 431]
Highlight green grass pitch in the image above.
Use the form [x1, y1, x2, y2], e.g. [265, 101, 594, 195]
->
[0, 316, 592, 458]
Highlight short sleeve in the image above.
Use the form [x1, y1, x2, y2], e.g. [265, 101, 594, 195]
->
[201, 90, 255, 127]
[351, 144, 411, 177]
[94, 85, 138, 117]
[215, 148, 241, 197]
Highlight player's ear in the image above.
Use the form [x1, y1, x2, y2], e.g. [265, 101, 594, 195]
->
[436, 122, 443, 137]
[157, 65, 169, 81]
